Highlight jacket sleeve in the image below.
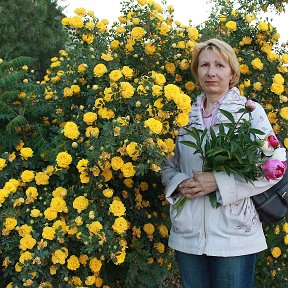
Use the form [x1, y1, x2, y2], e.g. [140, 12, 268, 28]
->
[214, 102, 282, 206]
[161, 137, 191, 204]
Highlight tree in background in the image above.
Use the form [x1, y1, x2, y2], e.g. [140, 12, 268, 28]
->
[0, 0, 68, 76]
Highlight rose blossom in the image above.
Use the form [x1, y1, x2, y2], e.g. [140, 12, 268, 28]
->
[261, 159, 287, 180]
[271, 147, 287, 161]
[267, 135, 280, 148]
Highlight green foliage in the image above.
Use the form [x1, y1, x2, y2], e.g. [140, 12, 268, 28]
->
[182, 109, 264, 180]
[255, 220, 288, 288]
[0, 0, 68, 76]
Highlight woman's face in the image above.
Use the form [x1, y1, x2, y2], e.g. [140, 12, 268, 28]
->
[197, 48, 233, 99]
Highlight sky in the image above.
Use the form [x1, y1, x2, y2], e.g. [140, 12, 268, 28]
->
[61, 0, 288, 44]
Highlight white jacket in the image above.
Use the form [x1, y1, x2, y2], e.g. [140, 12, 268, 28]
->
[161, 87, 279, 256]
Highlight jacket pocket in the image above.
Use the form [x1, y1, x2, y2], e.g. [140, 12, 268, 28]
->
[220, 198, 259, 235]
[170, 199, 194, 234]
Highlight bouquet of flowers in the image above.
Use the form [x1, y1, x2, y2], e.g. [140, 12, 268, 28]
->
[172, 100, 287, 218]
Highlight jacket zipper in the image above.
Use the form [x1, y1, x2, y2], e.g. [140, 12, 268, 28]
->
[202, 196, 208, 253]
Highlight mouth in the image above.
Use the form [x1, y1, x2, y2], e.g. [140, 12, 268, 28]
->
[205, 81, 218, 85]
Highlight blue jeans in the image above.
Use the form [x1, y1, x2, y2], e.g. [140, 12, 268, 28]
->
[175, 251, 257, 288]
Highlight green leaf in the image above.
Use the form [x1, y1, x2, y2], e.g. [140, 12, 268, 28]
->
[206, 147, 226, 157]
[208, 192, 220, 208]
[219, 109, 236, 124]
[180, 140, 199, 150]
[213, 154, 230, 166]
[209, 126, 217, 144]
[183, 127, 202, 143]
[249, 128, 265, 136]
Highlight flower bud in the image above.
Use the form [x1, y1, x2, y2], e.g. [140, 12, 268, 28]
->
[267, 135, 279, 148]
[245, 100, 256, 112]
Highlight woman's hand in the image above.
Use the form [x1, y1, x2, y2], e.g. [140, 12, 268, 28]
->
[177, 171, 218, 199]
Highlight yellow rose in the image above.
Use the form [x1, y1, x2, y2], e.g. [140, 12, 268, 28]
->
[5, 218, 17, 230]
[111, 156, 124, 170]
[112, 217, 128, 234]
[19, 251, 33, 264]
[187, 27, 199, 40]
[109, 70, 123, 82]
[176, 113, 189, 126]
[69, 17, 84, 29]
[93, 63, 107, 77]
[103, 188, 114, 198]
[52, 249, 67, 264]
[42, 226, 56, 240]
[258, 21, 268, 31]
[0, 158, 7, 170]
[145, 43, 156, 55]
[131, 27, 146, 40]
[63, 121, 80, 140]
[109, 199, 126, 217]
[273, 73, 284, 84]
[89, 257, 102, 273]
[152, 85, 163, 96]
[73, 196, 89, 213]
[110, 39, 120, 50]
[185, 81, 196, 91]
[271, 247, 281, 258]
[144, 118, 163, 134]
[154, 242, 165, 253]
[280, 107, 288, 120]
[78, 63, 87, 73]
[35, 172, 49, 185]
[74, 8, 86, 16]
[67, 255, 80, 271]
[245, 13, 256, 23]
[88, 221, 103, 235]
[239, 64, 249, 74]
[271, 83, 284, 95]
[121, 162, 136, 178]
[284, 138, 288, 149]
[20, 147, 34, 160]
[83, 112, 97, 125]
[82, 34, 94, 44]
[120, 82, 135, 98]
[19, 235, 37, 250]
[50, 196, 67, 213]
[164, 84, 180, 101]
[56, 152, 72, 168]
[115, 26, 125, 34]
[253, 82, 262, 91]
[143, 223, 155, 235]
[251, 58, 263, 70]
[30, 209, 41, 218]
[86, 126, 100, 138]
[225, 21, 237, 31]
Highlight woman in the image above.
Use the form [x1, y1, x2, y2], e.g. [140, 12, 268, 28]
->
[161, 38, 279, 288]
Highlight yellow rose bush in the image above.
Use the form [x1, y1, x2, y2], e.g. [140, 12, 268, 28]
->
[0, 1, 195, 287]
[0, 0, 287, 287]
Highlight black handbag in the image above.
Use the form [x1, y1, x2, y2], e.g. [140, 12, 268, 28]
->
[252, 160, 288, 225]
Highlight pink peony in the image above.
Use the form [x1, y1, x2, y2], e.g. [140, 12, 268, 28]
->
[267, 135, 279, 148]
[261, 159, 287, 180]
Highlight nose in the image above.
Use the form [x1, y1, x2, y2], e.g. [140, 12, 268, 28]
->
[207, 66, 216, 77]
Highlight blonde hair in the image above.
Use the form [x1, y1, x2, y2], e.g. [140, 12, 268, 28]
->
[191, 38, 240, 88]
